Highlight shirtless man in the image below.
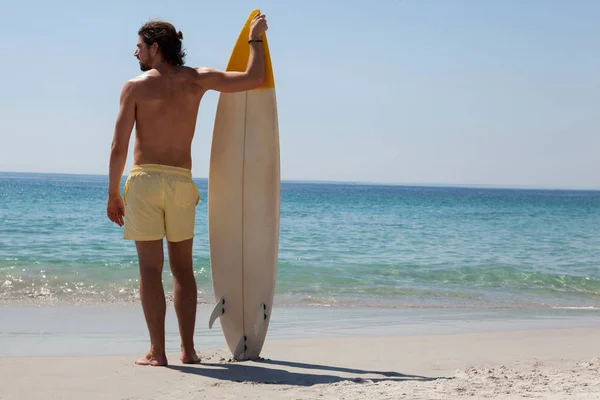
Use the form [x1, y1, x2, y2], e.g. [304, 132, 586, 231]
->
[106, 13, 268, 366]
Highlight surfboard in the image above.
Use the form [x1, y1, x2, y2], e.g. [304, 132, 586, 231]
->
[207, 9, 280, 361]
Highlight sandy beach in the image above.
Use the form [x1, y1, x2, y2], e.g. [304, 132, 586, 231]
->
[1, 305, 599, 399]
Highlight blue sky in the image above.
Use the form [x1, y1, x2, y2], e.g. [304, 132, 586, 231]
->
[1, 0, 599, 189]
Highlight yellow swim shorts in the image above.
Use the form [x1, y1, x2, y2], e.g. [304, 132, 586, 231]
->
[123, 164, 200, 242]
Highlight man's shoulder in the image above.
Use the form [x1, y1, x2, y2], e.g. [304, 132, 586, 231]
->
[180, 66, 199, 73]
[177, 66, 205, 82]
[128, 71, 154, 85]
[128, 67, 201, 82]
[121, 74, 147, 90]
[118, 76, 142, 100]
[194, 66, 216, 73]
[120, 72, 157, 97]
[193, 66, 220, 77]
[121, 67, 209, 93]
[181, 66, 219, 82]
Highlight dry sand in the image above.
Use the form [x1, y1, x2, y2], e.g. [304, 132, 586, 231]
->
[1, 326, 599, 399]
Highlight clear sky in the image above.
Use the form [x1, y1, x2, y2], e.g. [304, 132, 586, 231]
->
[1, 0, 599, 189]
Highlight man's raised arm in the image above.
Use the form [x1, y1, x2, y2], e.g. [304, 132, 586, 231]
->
[196, 13, 269, 93]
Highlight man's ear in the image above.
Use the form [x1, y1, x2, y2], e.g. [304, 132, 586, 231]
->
[150, 42, 159, 56]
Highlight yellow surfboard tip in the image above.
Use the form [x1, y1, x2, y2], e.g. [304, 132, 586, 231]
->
[225, 9, 274, 89]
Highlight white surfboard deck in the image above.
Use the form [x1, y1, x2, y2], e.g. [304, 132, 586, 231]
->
[207, 9, 280, 361]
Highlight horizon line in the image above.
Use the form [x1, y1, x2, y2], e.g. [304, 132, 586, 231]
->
[1, 170, 599, 192]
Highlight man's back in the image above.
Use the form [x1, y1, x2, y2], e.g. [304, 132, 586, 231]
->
[132, 67, 204, 170]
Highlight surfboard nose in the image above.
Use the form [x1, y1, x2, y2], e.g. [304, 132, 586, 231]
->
[225, 9, 275, 89]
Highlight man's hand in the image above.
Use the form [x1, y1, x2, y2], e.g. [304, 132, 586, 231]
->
[107, 195, 125, 227]
[249, 13, 268, 40]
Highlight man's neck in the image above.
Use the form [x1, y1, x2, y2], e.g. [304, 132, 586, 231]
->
[152, 60, 175, 74]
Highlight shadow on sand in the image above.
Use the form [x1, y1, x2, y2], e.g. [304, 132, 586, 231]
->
[167, 358, 450, 386]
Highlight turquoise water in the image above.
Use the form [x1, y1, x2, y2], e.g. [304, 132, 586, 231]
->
[1, 172, 599, 309]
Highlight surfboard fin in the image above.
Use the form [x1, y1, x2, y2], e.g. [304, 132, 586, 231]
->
[208, 298, 225, 329]
[233, 335, 247, 360]
[252, 303, 269, 334]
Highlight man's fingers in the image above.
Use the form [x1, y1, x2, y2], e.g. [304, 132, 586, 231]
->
[107, 210, 124, 227]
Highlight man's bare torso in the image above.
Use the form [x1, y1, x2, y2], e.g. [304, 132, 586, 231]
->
[130, 66, 205, 170]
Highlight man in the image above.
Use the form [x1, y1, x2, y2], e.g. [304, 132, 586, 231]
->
[106, 13, 268, 367]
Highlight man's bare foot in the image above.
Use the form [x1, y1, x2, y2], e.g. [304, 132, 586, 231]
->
[135, 351, 168, 366]
[181, 349, 201, 364]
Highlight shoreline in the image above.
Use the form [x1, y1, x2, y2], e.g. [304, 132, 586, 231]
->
[2, 303, 600, 358]
[2, 290, 600, 311]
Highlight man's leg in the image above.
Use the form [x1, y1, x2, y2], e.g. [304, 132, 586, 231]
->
[167, 238, 200, 363]
[135, 239, 168, 366]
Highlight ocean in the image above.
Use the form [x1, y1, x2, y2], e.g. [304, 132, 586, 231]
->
[1, 172, 599, 310]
